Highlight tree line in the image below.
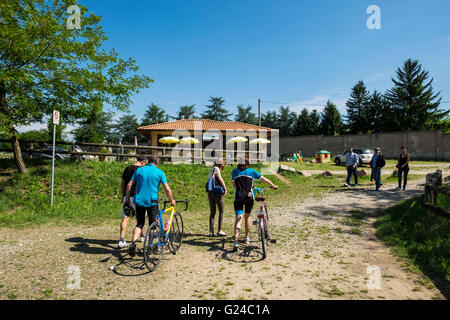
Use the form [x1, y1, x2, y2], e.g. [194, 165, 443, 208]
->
[68, 58, 448, 143]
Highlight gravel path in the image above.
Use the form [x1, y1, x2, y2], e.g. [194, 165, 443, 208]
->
[0, 176, 448, 300]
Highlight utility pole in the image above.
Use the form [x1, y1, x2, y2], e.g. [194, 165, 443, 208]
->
[258, 99, 261, 126]
[51, 110, 60, 206]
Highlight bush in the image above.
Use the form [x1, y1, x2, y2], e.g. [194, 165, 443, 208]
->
[375, 196, 450, 280]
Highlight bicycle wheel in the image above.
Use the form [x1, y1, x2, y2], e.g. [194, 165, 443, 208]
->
[259, 218, 267, 259]
[143, 221, 163, 272]
[169, 212, 184, 253]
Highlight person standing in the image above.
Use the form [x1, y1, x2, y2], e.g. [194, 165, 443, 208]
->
[344, 147, 359, 187]
[372, 147, 386, 191]
[231, 157, 278, 252]
[207, 159, 228, 237]
[125, 155, 176, 257]
[118, 155, 148, 248]
[396, 146, 411, 191]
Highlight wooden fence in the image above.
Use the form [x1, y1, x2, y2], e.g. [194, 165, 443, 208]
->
[0, 139, 264, 162]
[422, 170, 450, 219]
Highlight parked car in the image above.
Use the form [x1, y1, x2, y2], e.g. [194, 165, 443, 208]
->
[41, 146, 70, 160]
[334, 148, 374, 166]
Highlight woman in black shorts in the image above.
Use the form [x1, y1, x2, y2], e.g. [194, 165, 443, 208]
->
[396, 146, 410, 191]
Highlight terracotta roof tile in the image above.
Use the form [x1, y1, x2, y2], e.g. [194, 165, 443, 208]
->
[137, 119, 276, 132]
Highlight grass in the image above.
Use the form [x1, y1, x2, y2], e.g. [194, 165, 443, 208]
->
[0, 158, 373, 228]
[375, 196, 450, 280]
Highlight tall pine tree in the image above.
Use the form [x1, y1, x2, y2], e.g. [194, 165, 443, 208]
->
[309, 109, 321, 135]
[346, 81, 371, 134]
[386, 59, 447, 130]
[141, 103, 169, 126]
[278, 106, 297, 136]
[370, 91, 399, 133]
[235, 105, 258, 125]
[320, 101, 343, 136]
[201, 97, 232, 121]
[293, 108, 313, 135]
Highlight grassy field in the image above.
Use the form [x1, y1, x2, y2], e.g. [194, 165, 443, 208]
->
[0, 158, 420, 229]
[375, 196, 450, 280]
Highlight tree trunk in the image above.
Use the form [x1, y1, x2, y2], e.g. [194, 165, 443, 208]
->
[11, 129, 28, 174]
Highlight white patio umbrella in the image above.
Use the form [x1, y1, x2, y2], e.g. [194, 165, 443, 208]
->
[249, 138, 271, 144]
[159, 136, 180, 144]
[179, 137, 200, 144]
[226, 136, 248, 144]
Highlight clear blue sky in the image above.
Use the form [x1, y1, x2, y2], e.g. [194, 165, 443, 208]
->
[22, 0, 450, 132]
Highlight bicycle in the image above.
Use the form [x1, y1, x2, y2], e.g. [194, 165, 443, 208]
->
[143, 198, 189, 272]
[253, 187, 275, 259]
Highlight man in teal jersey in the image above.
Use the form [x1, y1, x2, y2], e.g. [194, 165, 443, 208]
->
[125, 155, 175, 257]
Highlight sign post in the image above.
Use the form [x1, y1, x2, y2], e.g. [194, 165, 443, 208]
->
[51, 110, 60, 206]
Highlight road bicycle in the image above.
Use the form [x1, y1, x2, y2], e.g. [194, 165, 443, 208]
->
[143, 199, 189, 272]
[253, 187, 274, 259]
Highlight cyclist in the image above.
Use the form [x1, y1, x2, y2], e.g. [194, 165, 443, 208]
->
[125, 155, 176, 257]
[118, 154, 147, 248]
[231, 157, 278, 252]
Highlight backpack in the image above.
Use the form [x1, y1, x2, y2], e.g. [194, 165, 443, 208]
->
[205, 168, 225, 195]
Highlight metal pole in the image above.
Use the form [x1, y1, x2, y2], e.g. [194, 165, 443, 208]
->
[258, 99, 261, 126]
[50, 124, 56, 206]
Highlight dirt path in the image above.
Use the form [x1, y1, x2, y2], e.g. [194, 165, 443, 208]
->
[0, 177, 448, 300]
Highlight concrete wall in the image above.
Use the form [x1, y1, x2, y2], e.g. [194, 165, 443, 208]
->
[280, 130, 450, 161]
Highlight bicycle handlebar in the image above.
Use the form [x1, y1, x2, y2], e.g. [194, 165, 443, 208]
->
[156, 198, 189, 211]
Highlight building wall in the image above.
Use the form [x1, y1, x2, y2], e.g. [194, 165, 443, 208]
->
[280, 130, 450, 161]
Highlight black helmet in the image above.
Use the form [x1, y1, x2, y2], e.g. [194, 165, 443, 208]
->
[123, 204, 135, 217]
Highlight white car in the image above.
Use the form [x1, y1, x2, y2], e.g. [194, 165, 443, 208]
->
[334, 148, 374, 166]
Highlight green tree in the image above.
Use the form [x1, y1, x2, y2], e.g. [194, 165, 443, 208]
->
[320, 101, 343, 136]
[293, 109, 313, 136]
[141, 103, 169, 126]
[173, 105, 196, 120]
[386, 59, 447, 130]
[201, 97, 232, 121]
[370, 91, 399, 133]
[261, 110, 278, 129]
[278, 106, 297, 136]
[309, 109, 321, 135]
[72, 108, 115, 143]
[346, 81, 371, 134]
[235, 105, 258, 125]
[113, 114, 143, 145]
[0, 0, 153, 173]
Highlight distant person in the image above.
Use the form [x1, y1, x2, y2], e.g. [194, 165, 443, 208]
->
[396, 146, 411, 191]
[118, 155, 147, 248]
[125, 155, 176, 257]
[344, 147, 359, 187]
[369, 148, 379, 187]
[371, 147, 386, 191]
[207, 159, 228, 237]
[231, 157, 278, 252]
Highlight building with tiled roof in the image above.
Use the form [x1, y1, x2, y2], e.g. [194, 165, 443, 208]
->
[138, 119, 277, 148]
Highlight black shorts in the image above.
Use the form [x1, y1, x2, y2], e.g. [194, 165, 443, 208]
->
[135, 205, 159, 229]
[234, 198, 254, 216]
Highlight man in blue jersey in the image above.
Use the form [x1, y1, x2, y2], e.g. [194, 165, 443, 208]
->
[232, 157, 278, 252]
[125, 155, 176, 257]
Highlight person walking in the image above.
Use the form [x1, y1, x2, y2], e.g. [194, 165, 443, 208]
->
[125, 155, 176, 257]
[231, 157, 278, 252]
[396, 146, 411, 191]
[344, 147, 359, 187]
[118, 155, 147, 248]
[371, 147, 386, 191]
[207, 159, 228, 237]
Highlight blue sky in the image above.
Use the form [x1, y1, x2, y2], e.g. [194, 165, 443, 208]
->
[20, 0, 450, 132]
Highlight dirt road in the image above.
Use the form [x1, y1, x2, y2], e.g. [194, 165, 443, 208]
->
[0, 177, 448, 300]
